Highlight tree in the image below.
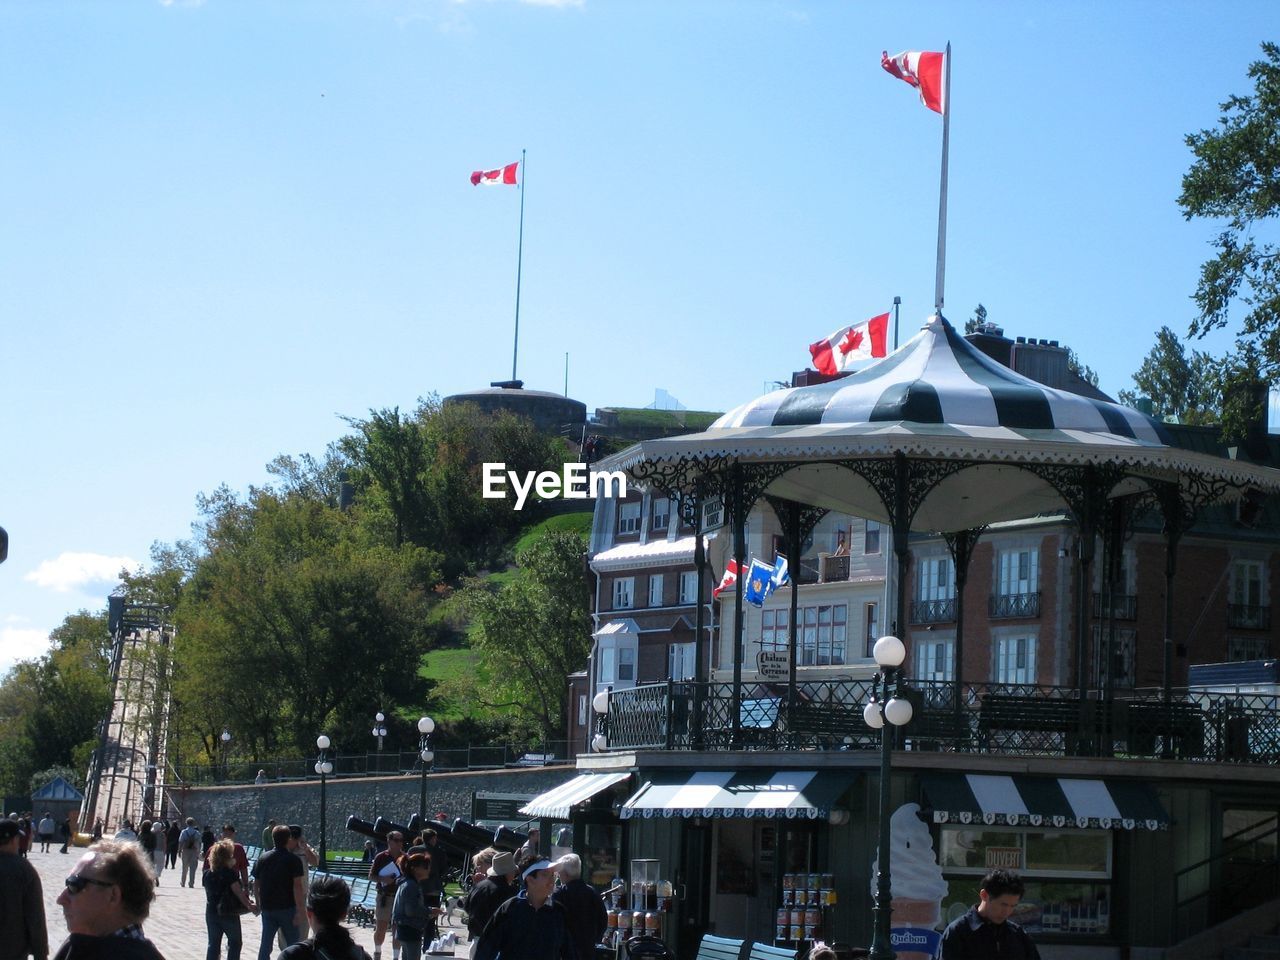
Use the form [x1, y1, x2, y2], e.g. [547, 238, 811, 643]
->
[1117, 325, 1222, 424]
[463, 530, 591, 741]
[964, 303, 988, 335]
[1179, 42, 1280, 436]
[1066, 348, 1100, 389]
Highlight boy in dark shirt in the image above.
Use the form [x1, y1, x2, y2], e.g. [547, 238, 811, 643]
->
[939, 868, 1040, 960]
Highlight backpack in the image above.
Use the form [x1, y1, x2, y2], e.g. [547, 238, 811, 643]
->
[183, 829, 197, 850]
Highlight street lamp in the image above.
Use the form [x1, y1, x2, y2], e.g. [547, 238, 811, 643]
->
[416, 716, 435, 822]
[591, 688, 610, 752]
[314, 734, 333, 867]
[864, 635, 914, 960]
[371, 711, 388, 774]
[220, 729, 232, 782]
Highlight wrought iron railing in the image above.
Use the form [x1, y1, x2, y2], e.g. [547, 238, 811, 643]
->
[1092, 592, 1138, 620]
[821, 555, 851, 582]
[910, 597, 956, 623]
[1227, 603, 1271, 630]
[602, 680, 1280, 765]
[989, 591, 1041, 619]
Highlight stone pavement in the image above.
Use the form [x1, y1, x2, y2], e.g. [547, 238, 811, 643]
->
[27, 847, 471, 959]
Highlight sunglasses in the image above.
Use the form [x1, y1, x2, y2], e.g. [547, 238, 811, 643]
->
[65, 874, 115, 894]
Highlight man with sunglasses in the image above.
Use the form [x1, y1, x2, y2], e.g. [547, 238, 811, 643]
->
[54, 838, 164, 959]
[0, 818, 47, 960]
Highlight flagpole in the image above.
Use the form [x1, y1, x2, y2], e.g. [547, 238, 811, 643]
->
[892, 295, 901, 350]
[934, 43, 951, 316]
[512, 147, 526, 383]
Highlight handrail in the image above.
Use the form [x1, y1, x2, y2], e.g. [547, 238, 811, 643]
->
[1172, 813, 1279, 939]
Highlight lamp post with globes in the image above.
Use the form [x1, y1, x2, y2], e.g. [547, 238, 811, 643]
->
[220, 728, 232, 782]
[314, 734, 334, 867]
[371, 711, 388, 774]
[863, 635, 914, 960]
[590, 687, 611, 752]
[417, 716, 435, 822]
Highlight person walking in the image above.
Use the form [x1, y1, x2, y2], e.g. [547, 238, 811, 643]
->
[59, 813, 74, 855]
[464, 851, 516, 958]
[261, 820, 276, 851]
[53, 838, 164, 959]
[250, 824, 305, 960]
[473, 856, 573, 960]
[278, 875, 373, 960]
[178, 818, 202, 888]
[138, 820, 156, 881]
[37, 812, 55, 854]
[114, 820, 138, 842]
[165, 820, 180, 870]
[0, 818, 47, 960]
[149, 820, 167, 884]
[939, 868, 1041, 959]
[369, 831, 404, 960]
[392, 853, 439, 960]
[203, 838, 257, 960]
[550, 853, 606, 960]
[91, 819, 102, 842]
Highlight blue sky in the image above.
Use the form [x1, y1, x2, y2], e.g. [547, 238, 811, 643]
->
[0, 0, 1273, 670]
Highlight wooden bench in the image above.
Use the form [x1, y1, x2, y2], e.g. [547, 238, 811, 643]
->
[978, 694, 1105, 749]
[696, 934, 796, 960]
[1119, 700, 1205, 758]
[786, 701, 868, 748]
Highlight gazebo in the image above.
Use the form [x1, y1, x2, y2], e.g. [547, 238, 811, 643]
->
[599, 314, 1280, 753]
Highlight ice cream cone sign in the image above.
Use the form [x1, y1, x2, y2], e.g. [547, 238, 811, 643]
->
[870, 803, 949, 960]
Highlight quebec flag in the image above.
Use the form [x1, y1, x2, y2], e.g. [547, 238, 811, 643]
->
[771, 554, 790, 591]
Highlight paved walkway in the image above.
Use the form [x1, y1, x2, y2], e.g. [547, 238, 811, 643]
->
[28, 847, 470, 959]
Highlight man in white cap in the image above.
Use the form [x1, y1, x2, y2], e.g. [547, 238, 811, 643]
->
[551, 853, 607, 960]
[464, 850, 517, 957]
[474, 854, 573, 960]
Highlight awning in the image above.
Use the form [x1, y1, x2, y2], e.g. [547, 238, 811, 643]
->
[620, 770, 852, 820]
[920, 773, 1169, 831]
[519, 771, 632, 820]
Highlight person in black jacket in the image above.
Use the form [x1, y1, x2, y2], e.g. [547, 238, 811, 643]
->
[939, 868, 1040, 960]
[464, 851, 517, 949]
[474, 856, 574, 960]
[550, 854, 606, 960]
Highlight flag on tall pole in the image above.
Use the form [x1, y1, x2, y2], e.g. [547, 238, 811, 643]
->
[470, 151, 527, 382]
[808, 313, 890, 375]
[883, 44, 952, 316]
[713, 559, 741, 600]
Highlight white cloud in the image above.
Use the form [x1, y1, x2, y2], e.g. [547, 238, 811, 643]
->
[0, 627, 51, 673]
[24, 552, 138, 593]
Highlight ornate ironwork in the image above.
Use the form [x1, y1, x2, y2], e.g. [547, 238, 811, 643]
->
[910, 598, 956, 623]
[629, 452, 735, 501]
[989, 592, 1041, 619]
[1228, 604, 1271, 630]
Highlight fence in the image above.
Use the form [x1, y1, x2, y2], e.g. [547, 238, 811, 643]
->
[172, 740, 573, 786]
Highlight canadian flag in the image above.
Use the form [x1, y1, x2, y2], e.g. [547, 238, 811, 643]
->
[881, 49, 946, 114]
[470, 161, 519, 186]
[809, 313, 890, 376]
[712, 559, 741, 600]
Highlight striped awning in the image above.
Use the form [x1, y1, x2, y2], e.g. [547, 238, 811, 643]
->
[519, 771, 632, 820]
[920, 773, 1169, 831]
[620, 770, 852, 820]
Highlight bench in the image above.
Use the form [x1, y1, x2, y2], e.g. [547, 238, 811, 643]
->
[978, 694, 1105, 750]
[696, 934, 796, 960]
[1119, 700, 1205, 758]
[786, 701, 868, 748]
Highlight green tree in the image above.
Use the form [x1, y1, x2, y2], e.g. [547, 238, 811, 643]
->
[29, 763, 82, 795]
[463, 530, 591, 741]
[1117, 325, 1222, 424]
[1179, 41, 1280, 436]
[964, 303, 988, 335]
[1066, 348, 1100, 389]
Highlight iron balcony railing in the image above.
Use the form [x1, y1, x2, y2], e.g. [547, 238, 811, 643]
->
[1227, 603, 1271, 630]
[989, 591, 1041, 619]
[1092, 592, 1138, 620]
[911, 597, 956, 623]
[602, 679, 1280, 765]
[821, 555, 851, 582]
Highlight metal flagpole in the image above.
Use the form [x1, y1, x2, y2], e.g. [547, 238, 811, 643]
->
[934, 43, 951, 316]
[512, 148, 526, 382]
[892, 295, 901, 350]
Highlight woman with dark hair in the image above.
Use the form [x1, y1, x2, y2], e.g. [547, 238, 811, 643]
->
[279, 875, 373, 960]
[203, 837, 256, 960]
[137, 820, 157, 885]
[166, 819, 181, 868]
[392, 853, 439, 960]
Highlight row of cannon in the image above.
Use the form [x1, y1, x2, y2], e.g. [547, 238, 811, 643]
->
[345, 813, 531, 875]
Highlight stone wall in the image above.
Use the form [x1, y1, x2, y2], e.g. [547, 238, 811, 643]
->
[169, 766, 569, 853]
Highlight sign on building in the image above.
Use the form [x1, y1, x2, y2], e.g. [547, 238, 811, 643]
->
[757, 650, 789, 681]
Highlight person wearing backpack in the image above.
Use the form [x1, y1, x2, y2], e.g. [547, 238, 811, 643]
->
[278, 875, 372, 960]
[178, 817, 202, 888]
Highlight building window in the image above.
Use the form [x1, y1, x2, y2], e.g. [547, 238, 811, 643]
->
[1091, 626, 1136, 689]
[679, 570, 699, 604]
[1228, 636, 1270, 661]
[598, 636, 639, 691]
[618, 646, 635, 682]
[865, 602, 879, 657]
[994, 635, 1037, 686]
[577, 695, 588, 727]
[613, 577, 635, 610]
[864, 520, 881, 555]
[1229, 559, 1269, 629]
[648, 574, 664, 607]
[669, 641, 696, 680]
[652, 497, 671, 532]
[618, 501, 642, 535]
[998, 548, 1039, 594]
[761, 604, 846, 666]
[916, 638, 954, 683]
[913, 556, 956, 623]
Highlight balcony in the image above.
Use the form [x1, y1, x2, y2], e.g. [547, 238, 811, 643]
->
[601, 679, 1280, 765]
[911, 597, 956, 624]
[1228, 603, 1271, 630]
[820, 554, 850, 582]
[989, 591, 1041, 619]
[1093, 592, 1138, 620]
